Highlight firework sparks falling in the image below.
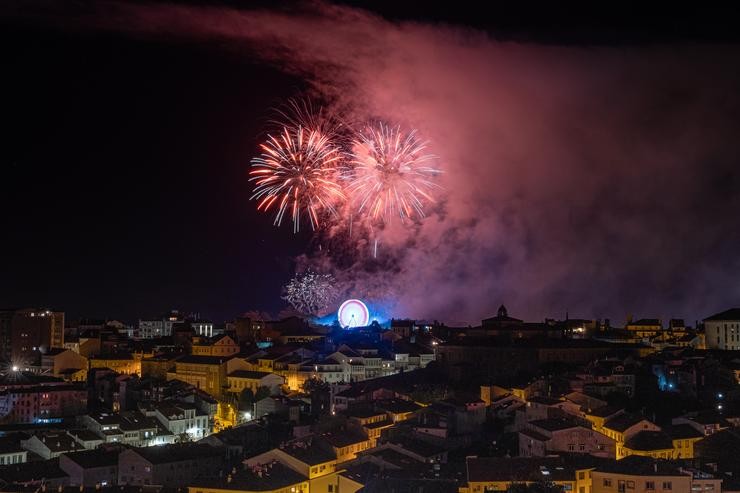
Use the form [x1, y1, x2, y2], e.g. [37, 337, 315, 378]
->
[346, 122, 441, 222]
[282, 270, 339, 315]
[250, 124, 345, 232]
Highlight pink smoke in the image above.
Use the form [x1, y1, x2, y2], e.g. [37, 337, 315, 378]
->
[11, 1, 740, 324]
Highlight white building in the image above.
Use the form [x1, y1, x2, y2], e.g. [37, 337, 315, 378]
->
[153, 402, 210, 440]
[20, 432, 82, 459]
[192, 320, 216, 338]
[81, 411, 164, 447]
[704, 308, 740, 350]
[138, 311, 183, 339]
[0, 442, 27, 465]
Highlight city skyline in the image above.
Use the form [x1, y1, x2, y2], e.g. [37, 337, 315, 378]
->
[4, 5, 740, 493]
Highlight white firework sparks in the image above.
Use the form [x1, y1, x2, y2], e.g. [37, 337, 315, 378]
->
[282, 271, 339, 315]
[345, 122, 441, 222]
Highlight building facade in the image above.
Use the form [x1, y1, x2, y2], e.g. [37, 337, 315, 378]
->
[704, 308, 740, 350]
[7, 308, 65, 367]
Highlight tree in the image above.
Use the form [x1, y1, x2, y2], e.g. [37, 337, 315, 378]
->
[239, 388, 255, 411]
[175, 432, 192, 443]
[302, 376, 329, 394]
[254, 386, 271, 402]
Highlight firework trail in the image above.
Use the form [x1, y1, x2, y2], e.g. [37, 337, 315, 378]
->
[272, 99, 343, 138]
[282, 270, 339, 315]
[249, 122, 345, 232]
[345, 122, 441, 223]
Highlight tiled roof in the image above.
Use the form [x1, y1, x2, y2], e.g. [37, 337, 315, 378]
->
[131, 443, 222, 464]
[61, 448, 120, 469]
[520, 429, 550, 442]
[278, 438, 336, 465]
[229, 370, 276, 380]
[530, 417, 585, 432]
[593, 455, 689, 476]
[192, 462, 306, 491]
[624, 431, 674, 451]
[604, 413, 650, 432]
[704, 308, 740, 321]
[466, 457, 574, 482]
[664, 424, 703, 440]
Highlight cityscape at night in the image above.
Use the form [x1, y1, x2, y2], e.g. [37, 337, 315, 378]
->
[2, 2, 740, 493]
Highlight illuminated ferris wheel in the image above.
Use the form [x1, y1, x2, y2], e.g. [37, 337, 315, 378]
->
[337, 299, 370, 328]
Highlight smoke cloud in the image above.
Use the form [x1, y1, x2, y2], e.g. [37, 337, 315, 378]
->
[11, 1, 740, 324]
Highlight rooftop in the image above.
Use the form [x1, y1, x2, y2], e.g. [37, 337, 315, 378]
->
[193, 462, 306, 491]
[229, 370, 276, 380]
[67, 429, 103, 442]
[664, 424, 703, 440]
[347, 406, 386, 419]
[0, 372, 64, 387]
[376, 399, 422, 414]
[90, 353, 134, 361]
[25, 432, 81, 452]
[466, 457, 575, 482]
[593, 455, 690, 476]
[176, 355, 229, 365]
[365, 419, 394, 430]
[682, 411, 730, 426]
[624, 431, 674, 451]
[604, 413, 650, 432]
[704, 308, 740, 321]
[131, 443, 222, 464]
[0, 458, 68, 483]
[388, 437, 446, 458]
[530, 417, 587, 432]
[155, 403, 190, 419]
[528, 396, 563, 406]
[87, 412, 122, 426]
[322, 430, 369, 449]
[61, 448, 120, 469]
[587, 405, 623, 418]
[367, 448, 426, 471]
[519, 428, 550, 442]
[277, 437, 336, 465]
[119, 411, 160, 431]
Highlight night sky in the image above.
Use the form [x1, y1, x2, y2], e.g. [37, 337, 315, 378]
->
[2, 2, 740, 325]
[1, 11, 309, 321]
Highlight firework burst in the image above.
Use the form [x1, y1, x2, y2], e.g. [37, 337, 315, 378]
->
[345, 122, 441, 222]
[250, 124, 345, 232]
[282, 270, 339, 315]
